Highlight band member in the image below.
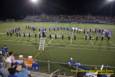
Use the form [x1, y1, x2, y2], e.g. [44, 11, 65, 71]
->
[28, 33, 31, 37]
[10, 32, 12, 37]
[68, 36, 71, 40]
[16, 33, 18, 37]
[23, 33, 26, 37]
[62, 35, 64, 40]
[6, 32, 9, 36]
[49, 34, 52, 39]
[42, 31, 46, 38]
[74, 35, 76, 40]
[39, 34, 41, 38]
[106, 31, 112, 40]
[101, 31, 105, 41]
[85, 32, 88, 40]
[89, 32, 92, 40]
[55, 34, 57, 39]
[19, 33, 21, 37]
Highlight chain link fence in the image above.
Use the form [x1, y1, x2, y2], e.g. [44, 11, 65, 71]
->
[36, 60, 115, 77]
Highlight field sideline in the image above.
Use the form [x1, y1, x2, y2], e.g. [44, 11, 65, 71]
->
[0, 22, 115, 68]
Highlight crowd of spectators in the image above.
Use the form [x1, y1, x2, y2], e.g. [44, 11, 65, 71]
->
[0, 45, 115, 77]
[24, 15, 115, 23]
[0, 46, 39, 77]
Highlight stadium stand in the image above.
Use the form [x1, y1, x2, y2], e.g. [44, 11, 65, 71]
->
[24, 15, 115, 24]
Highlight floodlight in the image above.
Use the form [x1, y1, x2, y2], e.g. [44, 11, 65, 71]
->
[30, 0, 39, 5]
[107, 0, 115, 2]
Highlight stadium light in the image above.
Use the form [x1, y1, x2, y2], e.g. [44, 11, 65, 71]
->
[106, 0, 115, 3]
[29, 0, 41, 15]
[30, 0, 40, 5]
[106, 0, 115, 16]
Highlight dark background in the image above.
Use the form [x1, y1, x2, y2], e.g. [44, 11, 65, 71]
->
[0, 0, 115, 20]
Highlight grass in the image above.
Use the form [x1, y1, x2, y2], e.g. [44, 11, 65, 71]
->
[0, 22, 115, 74]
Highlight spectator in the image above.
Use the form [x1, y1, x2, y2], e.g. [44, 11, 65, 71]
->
[0, 51, 4, 68]
[3, 45, 9, 56]
[1, 47, 5, 56]
[0, 52, 9, 77]
[3, 45, 8, 53]
[67, 57, 75, 66]
[32, 61, 39, 71]
[0, 67, 9, 77]
[15, 64, 31, 77]
[8, 68, 17, 77]
[6, 52, 16, 67]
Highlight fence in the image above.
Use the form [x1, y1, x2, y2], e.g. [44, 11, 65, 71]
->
[36, 60, 115, 76]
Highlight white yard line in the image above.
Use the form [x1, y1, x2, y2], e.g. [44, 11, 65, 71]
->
[1, 40, 115, 52]
[1, 39, 115, 49]
[46, 39, 53, 45]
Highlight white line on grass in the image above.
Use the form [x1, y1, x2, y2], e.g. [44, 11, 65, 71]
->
[1, 39, 115, 49]
[2, 41, 115, 52]
[46, 39, 53, 45]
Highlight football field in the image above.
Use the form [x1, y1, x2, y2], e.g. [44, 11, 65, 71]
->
[0, 22, 115, 68]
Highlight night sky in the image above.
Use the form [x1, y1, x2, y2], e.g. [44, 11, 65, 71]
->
[0, 0, 115, 19]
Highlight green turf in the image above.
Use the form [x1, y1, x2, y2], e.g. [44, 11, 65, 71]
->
[0, 22, 115, 73]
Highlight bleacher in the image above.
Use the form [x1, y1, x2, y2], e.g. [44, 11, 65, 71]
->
[24, 15, 115, 24]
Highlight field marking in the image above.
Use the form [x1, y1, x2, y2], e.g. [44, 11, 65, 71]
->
[1, 40, 115, 53]
[90, 40, 94, 47]
[46, 39, 53, 45]
[2, 42, 115, 57]
[49, 43, 115, 49]
[2, 39, 32, 44]
[1, 39, 115, 49]
[34, 51, 41, 59]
